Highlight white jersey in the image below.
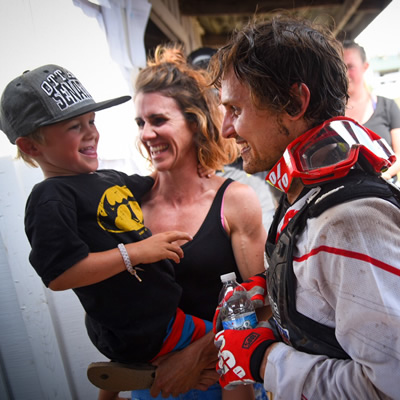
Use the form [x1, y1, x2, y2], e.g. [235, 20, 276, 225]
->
[264, 191, 400, 399]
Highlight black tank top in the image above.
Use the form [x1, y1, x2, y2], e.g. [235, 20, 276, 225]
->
[173, 179, 240, 321]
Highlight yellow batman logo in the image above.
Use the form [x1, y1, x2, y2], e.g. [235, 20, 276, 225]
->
[97, 185, 144, 233]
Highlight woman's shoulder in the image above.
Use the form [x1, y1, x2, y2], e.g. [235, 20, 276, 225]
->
[376, 95, 396, 104]
[222, 178, 260, 199]
[221, 178, 263, 218]
[376, 95, 400, 111]
[376, 96, 400, 125]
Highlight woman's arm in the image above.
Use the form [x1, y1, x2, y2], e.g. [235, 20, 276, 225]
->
[223, 181, 268, 280]
[149, 331, 219, 398]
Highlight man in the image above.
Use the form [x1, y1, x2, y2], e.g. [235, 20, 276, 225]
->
[209, 16, 400, 399]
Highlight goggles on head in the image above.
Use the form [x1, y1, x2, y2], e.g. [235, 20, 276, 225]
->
[267, 116, 396, 193]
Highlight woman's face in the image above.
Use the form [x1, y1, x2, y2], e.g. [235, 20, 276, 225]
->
[343, 48, 369, 95]
[135, 92, 197, 172]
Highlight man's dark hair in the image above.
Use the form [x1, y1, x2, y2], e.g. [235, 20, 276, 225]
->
[210, 15, 348, 126]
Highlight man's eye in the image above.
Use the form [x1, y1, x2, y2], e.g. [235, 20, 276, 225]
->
[135, 119, 144, 128]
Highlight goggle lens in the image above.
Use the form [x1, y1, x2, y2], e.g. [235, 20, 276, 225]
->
[295, 120, 392, 172]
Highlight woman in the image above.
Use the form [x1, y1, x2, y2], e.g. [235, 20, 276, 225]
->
[133, 45, 268, 399]
[343, 40, 400, 182]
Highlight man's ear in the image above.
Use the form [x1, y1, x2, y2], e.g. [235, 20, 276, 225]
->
[287, 83, 310, 120]
[15, 136, 41, 156]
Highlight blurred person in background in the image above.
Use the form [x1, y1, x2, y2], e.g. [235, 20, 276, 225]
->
[343, 40, 400, 183]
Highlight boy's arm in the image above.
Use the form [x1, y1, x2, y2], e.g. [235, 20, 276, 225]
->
[49, 231, 192, 290]
[49, 247, 128, 290]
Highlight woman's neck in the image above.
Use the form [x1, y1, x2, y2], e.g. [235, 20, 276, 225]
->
[348, 82, 369, 102]
[346, 85, 374, 124]
[151, 165, 211, 205]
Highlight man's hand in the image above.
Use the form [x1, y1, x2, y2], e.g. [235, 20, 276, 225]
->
[213, 273, 267, 333]
[214, 326, 277, 390]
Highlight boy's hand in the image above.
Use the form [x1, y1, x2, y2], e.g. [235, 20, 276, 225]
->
[127, 231, 192, 265]
[214, 326, 277, 389]
[213, 272, 267, 333]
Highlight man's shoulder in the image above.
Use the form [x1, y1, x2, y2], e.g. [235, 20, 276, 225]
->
[287, 172, 400, 235]
[312, 172, 399, 213]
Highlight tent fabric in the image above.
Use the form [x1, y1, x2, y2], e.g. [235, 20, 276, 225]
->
[73, 0, 151, 72]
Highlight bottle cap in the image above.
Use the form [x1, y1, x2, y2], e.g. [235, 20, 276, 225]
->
[220, 272, 237, 283]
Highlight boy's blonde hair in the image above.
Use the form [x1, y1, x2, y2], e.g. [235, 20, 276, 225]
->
[16, 128, 45, 168]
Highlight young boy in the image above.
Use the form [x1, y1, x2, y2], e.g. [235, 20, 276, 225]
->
[0, 64, 212, 398]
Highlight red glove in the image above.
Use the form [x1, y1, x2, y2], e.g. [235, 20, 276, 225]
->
[213, 272, 267, 333]
[214, 326, 277, 390]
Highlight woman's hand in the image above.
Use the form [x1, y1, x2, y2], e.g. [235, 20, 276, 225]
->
[149, 331, 218, 398]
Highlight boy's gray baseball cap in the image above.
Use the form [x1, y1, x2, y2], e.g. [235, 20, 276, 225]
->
[0, 64, 131, 144]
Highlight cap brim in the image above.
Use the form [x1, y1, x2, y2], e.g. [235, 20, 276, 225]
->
[39, 95, 132, 127]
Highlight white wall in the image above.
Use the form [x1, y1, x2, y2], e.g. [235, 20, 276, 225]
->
[0, 0, 149, 398]
[0, 0, 149, 175]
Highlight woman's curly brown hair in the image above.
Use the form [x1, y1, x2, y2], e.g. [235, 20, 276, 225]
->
[135, 44, 239, 171]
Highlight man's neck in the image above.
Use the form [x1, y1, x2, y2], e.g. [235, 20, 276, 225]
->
[287, 178, 304, 204]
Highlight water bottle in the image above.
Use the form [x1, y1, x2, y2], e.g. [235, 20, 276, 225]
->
[218, 272, 258, 330]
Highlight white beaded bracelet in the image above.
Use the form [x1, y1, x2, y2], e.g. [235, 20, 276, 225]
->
[118, 243, 142, 282]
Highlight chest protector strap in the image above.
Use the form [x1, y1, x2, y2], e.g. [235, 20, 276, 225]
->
[266, 170, 400, 359]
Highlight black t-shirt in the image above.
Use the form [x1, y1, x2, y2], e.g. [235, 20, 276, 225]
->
[25, 170, 182, 362]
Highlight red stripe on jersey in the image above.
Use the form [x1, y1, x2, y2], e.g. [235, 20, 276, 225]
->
[293, 245, 400, 276]
[152, 308, 186, 361]
[276, 209, 299, 241]
[190, 315, 207, 343]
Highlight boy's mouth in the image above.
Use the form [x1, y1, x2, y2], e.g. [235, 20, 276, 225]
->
[79, 146, 97, 156]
